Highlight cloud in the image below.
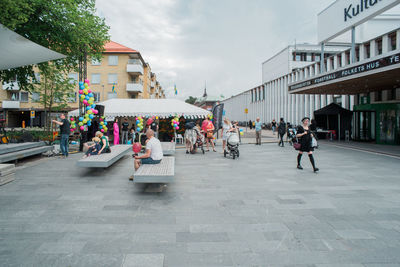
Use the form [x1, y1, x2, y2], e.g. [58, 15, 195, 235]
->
[96, 0, 334, 99]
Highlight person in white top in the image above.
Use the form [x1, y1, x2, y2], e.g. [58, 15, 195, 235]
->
[221, 117, 235, 152]
[132, 129, 163, 175]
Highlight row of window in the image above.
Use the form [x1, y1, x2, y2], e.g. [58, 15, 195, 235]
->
[251, 87, 265, 102]
[9, 91, 102, 103]
[91, 56, 144, 67]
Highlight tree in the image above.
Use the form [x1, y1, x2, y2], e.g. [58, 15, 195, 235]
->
[0, 0, 110, 91]
[185, 96, 197, 104]
[33, 65, 75, 131]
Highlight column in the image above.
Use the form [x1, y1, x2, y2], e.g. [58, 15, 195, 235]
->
[333, 55, 338, 69]
[341, 52, 347, 67]
[305, 94, 310, 118]
[382, 34, 389, 54]
[370, 40, 377, 57]
[397, 29, 400, 51]
[326, 58, 332, 72]
[359, 44, 365, 61]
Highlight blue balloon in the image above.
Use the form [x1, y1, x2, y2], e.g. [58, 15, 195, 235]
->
[99, 125, 103, 129]
[85, 96, 90, 100]
[88, 93, 94, 98]
[91, 104, 96, 108]
[104, 121, 107, 126]
[86, 106, 91, 110]
[79, 117, 84, 122]
[137, 127, 141, 132]
[79, 81, 83, 86]
[87, 121, 92, 126]
[89, 114, 94, 119]
[79, 85, 85, 90]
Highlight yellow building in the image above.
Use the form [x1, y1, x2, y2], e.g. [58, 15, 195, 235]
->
[0, 41, 165, 127]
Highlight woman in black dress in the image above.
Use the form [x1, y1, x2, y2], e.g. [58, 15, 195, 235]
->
[296, 117, 319, 172]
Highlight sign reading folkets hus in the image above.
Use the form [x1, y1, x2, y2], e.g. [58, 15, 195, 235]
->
[289, 53, 400, 91]
[344, 0, 384, 21]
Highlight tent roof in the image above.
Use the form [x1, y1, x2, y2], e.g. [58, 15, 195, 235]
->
[68, 99, 212, 119]
[314, 103, 353, 116]
[0, 24, 66, 71]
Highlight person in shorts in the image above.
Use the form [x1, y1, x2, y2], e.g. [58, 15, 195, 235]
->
[130, 129, 163, 180]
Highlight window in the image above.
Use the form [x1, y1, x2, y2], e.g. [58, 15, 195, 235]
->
[251, 91, 254, 102]
[337, 54, 342, 67]
[355, 47, 360, 62]
[314, 54, 321, 62]
[306, 54, 312, 62]
[108, 73, 118, 84]
[91, 73, 101, 84]
[31, 92, 40, 102]
[345, 51, 350, 65]
[389, 32, 397, 51]
[295, 54, 301, 61]
[263, 87, 265, 100]
[364, 43, 370, 59]
[20, 92, 29, 102]
[388, 88, 396, 101]
[68, 92, 77, 103]
[68, 73, 78, 84]
[93, 92, 101, 102]
[108, 55, 118, 66]
[33, 73, 40, 83]
[108, 92, 117, 99]
[11, 92, 19, 101]
[91, 58, 101, 65]
[376, 38, 382, 55]
[374, 91, 382, 102]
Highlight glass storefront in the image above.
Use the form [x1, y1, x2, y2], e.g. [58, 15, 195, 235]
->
[354, 103, 400, 145]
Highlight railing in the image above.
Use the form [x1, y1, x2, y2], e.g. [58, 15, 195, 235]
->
[126, 82, 143, 93]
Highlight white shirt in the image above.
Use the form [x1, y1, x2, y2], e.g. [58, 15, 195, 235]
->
[146, 137, 163, 160]
[222, 122, 232, 139]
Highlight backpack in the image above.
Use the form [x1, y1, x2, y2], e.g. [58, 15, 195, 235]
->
[278, 122, 286, 133]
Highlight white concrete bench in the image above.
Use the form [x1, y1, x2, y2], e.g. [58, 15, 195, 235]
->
[161, 142, 175, 156]
[77, 145, 131, 168]
[134, 156, 175, 183]
[0, 144, 54, 163]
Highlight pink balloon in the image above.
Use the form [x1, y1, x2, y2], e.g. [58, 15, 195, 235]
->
[80, 126, 84, 130]
[70, 117, 74, 121]
[84, 79, 90, 85]
[83, 100, 88, 104]
[132, 143, 142, 153]
[176, 122, 180, 125]
[79, 90, 83, 94]
[70, 128, 74, 132]
[101, 129, 104, 132]
[93, 110, 98, 114]
[176, 126, 179, 130]
[87, 89, 92, 93]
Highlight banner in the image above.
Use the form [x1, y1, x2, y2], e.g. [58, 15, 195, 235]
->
[212, 103, 224, 130]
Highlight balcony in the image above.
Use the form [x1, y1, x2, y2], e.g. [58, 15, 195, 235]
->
[126, 82, 143, 93]
[127, 59, 143, 75]
[2, 82, 20, 91]
[151, 81, 155, 88]
[2, 100, 20, 109]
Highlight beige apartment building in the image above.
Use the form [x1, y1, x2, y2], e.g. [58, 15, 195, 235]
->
[0, 41, 165, 127]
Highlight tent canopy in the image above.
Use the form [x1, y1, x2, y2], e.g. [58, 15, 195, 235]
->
[314, 103, 353, 116]
[0, 24, 66, 70]
[69, 99, 211, 120]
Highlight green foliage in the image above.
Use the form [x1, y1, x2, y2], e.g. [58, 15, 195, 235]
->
[32, 65, 75, 129]
[0, 0, 110, 91]
[185, 96, 197, 105]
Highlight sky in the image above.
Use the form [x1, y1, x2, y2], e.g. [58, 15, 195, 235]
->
[95, 0, 334, 100]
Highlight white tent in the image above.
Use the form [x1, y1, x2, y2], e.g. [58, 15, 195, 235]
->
[0, 24, 66, 70]
[68, 99, 211, 120]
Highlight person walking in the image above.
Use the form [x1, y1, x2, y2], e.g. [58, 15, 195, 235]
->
[113, 118, 120, 145]
[249, 120, 253, 130]
[255, 117, 262, 145]
[221, 118, 235, 152]
[271, 119, 277, 135]
[121, 118, 129, 144]
[296, 117, 319, 173]
[277, 118, 286, 147]
[52, 113, 70, 158]
[203, 118, 216, 152]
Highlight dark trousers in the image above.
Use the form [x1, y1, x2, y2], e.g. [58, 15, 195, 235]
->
[60, 134, 69, 156]
[278, 132, 285, 146]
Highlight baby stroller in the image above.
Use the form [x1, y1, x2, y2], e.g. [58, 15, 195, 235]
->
[224, 132, 240, 159]
[287, 127, 297, 146]
[193, 128, 205, 154]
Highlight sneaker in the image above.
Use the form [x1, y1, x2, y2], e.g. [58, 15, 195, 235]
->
[297, 165, 303, 170]
[129, 175, 134, 181]
[313, 168, 319, 173]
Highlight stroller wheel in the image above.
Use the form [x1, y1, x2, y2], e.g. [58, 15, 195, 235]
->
[236, 150, 240, 158]
[202, 147, 205, 154]
[232, 154, 236, 159]
[224, 150, 227, 157]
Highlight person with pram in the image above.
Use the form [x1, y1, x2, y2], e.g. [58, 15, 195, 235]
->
[221, 118, 236, 152]
[222, 117, 240, 159]
[184, 121, 205, 154]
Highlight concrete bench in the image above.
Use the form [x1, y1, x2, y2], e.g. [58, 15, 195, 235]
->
[77, 145, 131, 168]
[134, 156, 175, 184]
[161, 142, 175, 156]
[0, 145, 54, 163]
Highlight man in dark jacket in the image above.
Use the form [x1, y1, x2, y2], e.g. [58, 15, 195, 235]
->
[277, 118, 286, 147]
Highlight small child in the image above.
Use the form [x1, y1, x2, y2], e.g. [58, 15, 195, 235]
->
[83, 137, 102, 158]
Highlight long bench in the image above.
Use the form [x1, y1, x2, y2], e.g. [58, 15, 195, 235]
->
[0, 143, 54, 163]
[134, 156, 175, 183]
[161, 142, 175, 156]
[77, 145, 131, 168]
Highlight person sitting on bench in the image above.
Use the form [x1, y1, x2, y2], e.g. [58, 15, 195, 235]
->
[82, 137, 102, 158]
[130, 129, 163, 181]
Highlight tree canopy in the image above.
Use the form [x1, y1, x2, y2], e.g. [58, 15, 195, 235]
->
[185, 96, 197, 105]
[0, 0, 110, 91]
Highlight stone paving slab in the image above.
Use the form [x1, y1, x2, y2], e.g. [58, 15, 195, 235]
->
[0, 142, 400, 266]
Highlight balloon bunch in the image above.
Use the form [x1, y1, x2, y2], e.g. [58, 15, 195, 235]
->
[171, 117, 180, 130]
[239, 128, 244, 136]
[99, 116, 108, 133]
[70, 117, 77, 132]
[77, 79, 105, 132]
[208, 114, 214, 121]
[136, 116, 144, 132]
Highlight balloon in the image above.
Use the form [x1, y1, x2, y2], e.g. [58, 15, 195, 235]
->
[91, 104, 96, 108]
[78, 122, 83, 126]
[80, 126, 84, 130]
[70, 117, 74, 121]
[89, 114, 94, 119]
[79, 81, 83, 86]
[176, 122, 180, 125]
[88, 93, 93, 98]
[70, 128, 74, 132]
[83, 100, 88, 105]
[87, 121, 92, 126]
[147, 119, 153, 125]
[101, 129, 104, 132]
[82, 119, 87, 124]
[137, 127, 141, 132]
[240, 132, 244, 136]
[83, 88, 88, 94]
[104, 122, 107, 125]
[132, 143, 142, 153]
[87, 110, 92, 114]
[78, 117, 83, 122]
[176, 126, 179, 130]
[84, 79, 90, 85]
[79, 85, 85, 90]
[87, 89, 91, 94]
[84, 83, 88, 88]
[93, 110, 98, 115]
[156, 116, 159, 119]
[100, 122, 104, 125]
[79, 90, 83, 94]
[80, 95, 85, 99]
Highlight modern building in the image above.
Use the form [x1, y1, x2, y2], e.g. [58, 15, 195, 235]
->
[0, 40, 166, 127]
[223, 43, 349, 125]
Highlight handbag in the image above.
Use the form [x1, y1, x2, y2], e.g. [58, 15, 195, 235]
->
[311, 136, 318, 148]
[206, 131, 214, 139]
[293, 137, 301, 150]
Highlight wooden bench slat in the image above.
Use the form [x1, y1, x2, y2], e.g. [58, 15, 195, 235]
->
[134, 156, 175, 183]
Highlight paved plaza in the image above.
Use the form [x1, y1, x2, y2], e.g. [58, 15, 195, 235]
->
[1, 143, 400, 266]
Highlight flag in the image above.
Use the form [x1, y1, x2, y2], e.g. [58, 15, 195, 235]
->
[112, 83, 116, 93]
[174, 84, 177, 95]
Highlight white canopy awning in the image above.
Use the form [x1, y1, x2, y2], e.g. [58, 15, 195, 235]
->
[0, 24, 66, 70]
[68, 98, 211, 120]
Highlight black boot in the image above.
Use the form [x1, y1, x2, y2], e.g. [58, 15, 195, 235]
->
[297, 153, 303, 169]
[309, 154, 319, 172]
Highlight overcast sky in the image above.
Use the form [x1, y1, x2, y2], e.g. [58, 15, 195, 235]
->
[96, 0, 334, 99]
